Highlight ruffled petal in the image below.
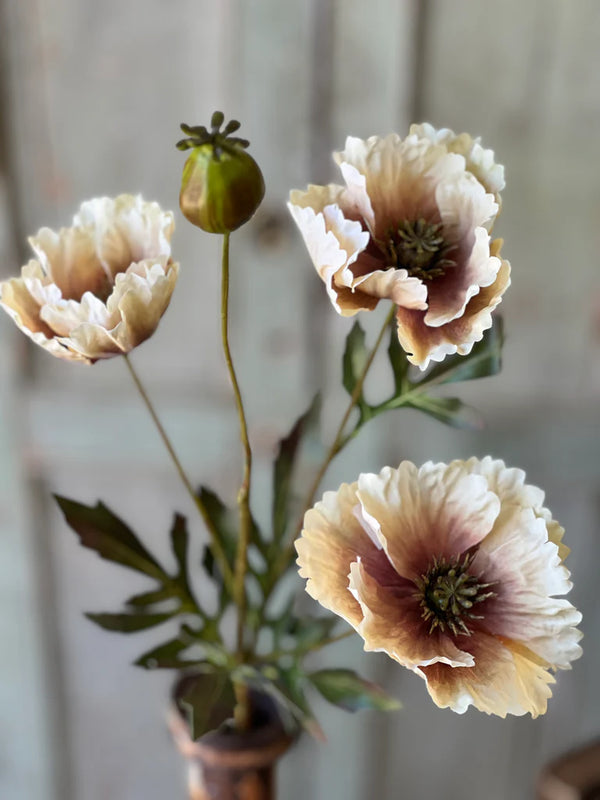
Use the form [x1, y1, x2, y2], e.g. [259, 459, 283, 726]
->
[409, 123, 505, 201]
[396, 240, 510, 369]
[356, 461, 500, 581]
[296, 482, 379, 629]
[1, 195, 177, 363]
[287, 200, 374, 315]
[29, 227, 109, 302]
[419, 633, 555, 717]
[473, 505, 582, 669]
[350, 561, 474, 669]
[425, 175, 499, 325]
[111, 260, 179, 349]
[74, 194, 174, 277]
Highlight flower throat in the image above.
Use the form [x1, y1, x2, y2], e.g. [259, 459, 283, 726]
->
[384, 218, 456, 281]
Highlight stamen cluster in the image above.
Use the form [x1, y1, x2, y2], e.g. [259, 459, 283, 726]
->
[383, 218, 456, 281]
[416, 553, 496, 636]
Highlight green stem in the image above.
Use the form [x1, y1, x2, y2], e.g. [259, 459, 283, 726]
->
[272, 304, 396, 580]
[220, 233, 253, 664]
[123, 354, 234, 592]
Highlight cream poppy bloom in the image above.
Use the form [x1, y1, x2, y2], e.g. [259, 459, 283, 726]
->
[0, 194, 179, 363]
[288, 126, 510, 370]
[296, 458, 582, 717]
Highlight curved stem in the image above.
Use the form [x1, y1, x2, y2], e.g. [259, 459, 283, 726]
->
[220, 233, 253, 662]
[271, 304, 396, 584]
[123, 354, 234, 591]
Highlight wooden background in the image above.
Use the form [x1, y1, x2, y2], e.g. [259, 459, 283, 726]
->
[1, 0, 599, 798]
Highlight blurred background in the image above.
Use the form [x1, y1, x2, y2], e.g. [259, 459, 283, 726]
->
[0, 0, 598, 798]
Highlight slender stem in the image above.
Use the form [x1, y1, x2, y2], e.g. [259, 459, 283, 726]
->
[220, 233, 253, 664]
[232, 680, 251, 730]
[273, 304, 396, 578]
[123, 354, 234, 591]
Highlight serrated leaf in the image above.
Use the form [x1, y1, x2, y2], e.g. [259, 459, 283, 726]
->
[387, 324, 410, 394]
[177, 668, 235, 740]
[55, 496, 164, 580]
[85, 611, 173, 633]
[342, 321, 368, 397]
[407, 395, 482, 430]
[308, 669, 401, 713]
[272, 394, 320, 542]
[421, 318, 504, 387]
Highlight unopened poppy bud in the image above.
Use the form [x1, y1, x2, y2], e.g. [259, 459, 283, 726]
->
[177, 112, 265, 234]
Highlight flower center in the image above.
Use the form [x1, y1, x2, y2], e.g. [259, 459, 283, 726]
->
[416, 553, 495, 636]
[384, 218, 456, 280]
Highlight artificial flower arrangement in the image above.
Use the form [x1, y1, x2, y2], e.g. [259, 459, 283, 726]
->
[0, 112, 582, 798]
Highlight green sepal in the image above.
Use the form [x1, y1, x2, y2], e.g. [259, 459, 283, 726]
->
[308, 668, 401, 713]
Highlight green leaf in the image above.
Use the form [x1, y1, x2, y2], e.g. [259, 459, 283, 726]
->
[387, 323, 410, 394]
[170, 513, 188, 575]
[342, 320, 368, 397]
[272, 394, 320, 542]
[201, 545, 231, 614]
[126, 586, 175, 607]
[406, 395, 482, 430]
[197, 487, 237, 565]
[85, 611, 173, 633]
[308, 669, 401, 713]
[421, 318, 504, 386]
[176, 668, 235, 740]
[135, 635, 193, 669]
[55, 496, 164, 580]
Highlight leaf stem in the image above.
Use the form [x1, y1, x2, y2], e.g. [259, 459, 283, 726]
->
[123, 354, 234, 592]
[219, 233, 253, 662]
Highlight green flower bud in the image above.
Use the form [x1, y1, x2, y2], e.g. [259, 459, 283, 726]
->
[177, 112, 265, 234]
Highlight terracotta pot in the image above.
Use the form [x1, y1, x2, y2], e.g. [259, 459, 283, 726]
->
[169, 679, 295, 800]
